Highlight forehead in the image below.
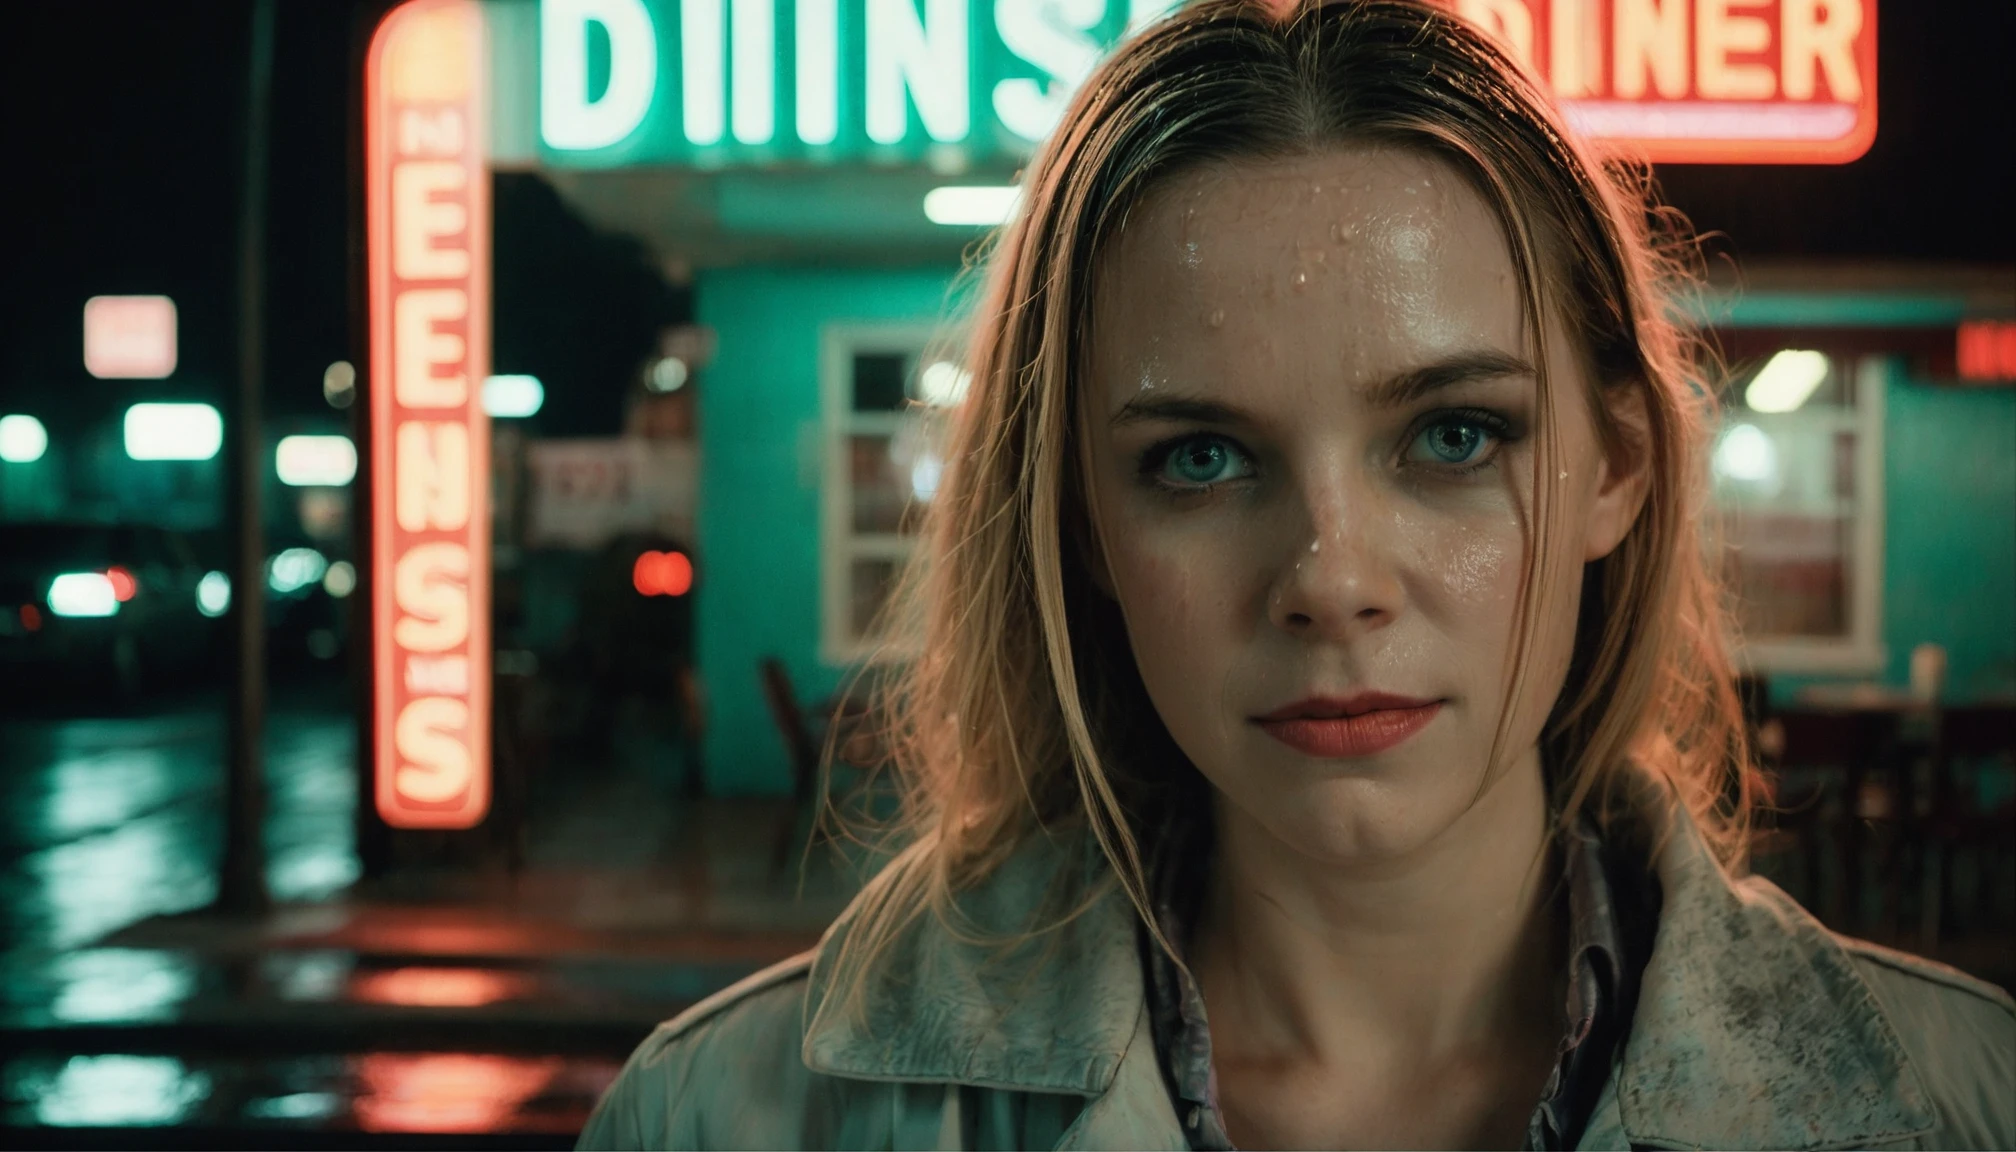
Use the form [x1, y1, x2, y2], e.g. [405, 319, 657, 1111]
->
[1091, 148, 1526, 399]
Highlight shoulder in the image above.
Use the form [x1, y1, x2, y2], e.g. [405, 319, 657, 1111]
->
[577, 952, 822, 1150]
[1835, 936, 2016, 1147]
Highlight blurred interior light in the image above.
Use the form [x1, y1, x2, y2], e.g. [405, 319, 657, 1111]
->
[647, 357, 689, 393]
[124, 404, 222, 461]
[0, 415, 49, 463]
[323, 560, 357, 599]
[20, 604, 42, 633]
[196, 572, 231, 618]
[910, 453, 943, 502]
[323, 361, 357, 409]
[1713, 422, 1780, 485]
[632, 550, 693, 597]
[1745, 350, 1830, 414]
[924, 186, 1021, 227]
[482, 375, 544, 418]
[105, 566, 138, 602]
[84, 295, 178, 379]
[276, 435, 358, 487]
[918, 361, 971, 407]
[268, 549, 330, 595]
[48, 573, 120, 618]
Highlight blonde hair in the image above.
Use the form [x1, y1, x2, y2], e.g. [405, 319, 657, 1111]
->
[824, 0, 1762, 1003]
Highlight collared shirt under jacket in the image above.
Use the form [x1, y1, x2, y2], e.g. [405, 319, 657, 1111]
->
[578, 762, 2016, 1150]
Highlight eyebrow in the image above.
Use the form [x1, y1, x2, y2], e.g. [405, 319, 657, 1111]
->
[1107, 349, 1537, 428]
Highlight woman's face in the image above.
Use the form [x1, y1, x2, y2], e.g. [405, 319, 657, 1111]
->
[1084, 147, 1644, 866]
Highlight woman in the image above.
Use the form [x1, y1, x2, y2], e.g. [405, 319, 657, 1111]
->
[581, 1, 2014, 1147]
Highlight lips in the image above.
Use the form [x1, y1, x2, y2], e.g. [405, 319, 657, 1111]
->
[1252, 692, 1443, 758]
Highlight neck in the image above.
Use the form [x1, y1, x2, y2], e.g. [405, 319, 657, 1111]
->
[1192, 748, 1564, 1066]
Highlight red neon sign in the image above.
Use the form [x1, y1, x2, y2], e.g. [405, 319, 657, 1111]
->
[1957, 321, 2016, 383]
[367, 0, 492, 829]
[1446, 0, 1878, 164]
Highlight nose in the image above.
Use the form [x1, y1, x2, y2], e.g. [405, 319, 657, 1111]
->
[1267, 481, 1404, 643]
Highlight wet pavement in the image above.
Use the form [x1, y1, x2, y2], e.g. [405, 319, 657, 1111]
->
[1, 689, 863, 1147]
[10, 692, 2005, 1147]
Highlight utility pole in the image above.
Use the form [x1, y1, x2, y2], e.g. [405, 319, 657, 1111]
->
[217, 0, 277, 916]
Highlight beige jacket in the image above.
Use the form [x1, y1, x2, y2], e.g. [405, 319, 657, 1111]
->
[580, 770, 2015, 1149]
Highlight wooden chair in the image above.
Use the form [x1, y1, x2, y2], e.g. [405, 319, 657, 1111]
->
[759, 657, 829, 875]
[1915, 705, 2016, 950]
[1766, 709, 1905, 934]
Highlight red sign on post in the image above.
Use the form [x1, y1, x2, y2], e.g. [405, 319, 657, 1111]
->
[1446, 0, 1878, 164]
[366, 0, 492, 829]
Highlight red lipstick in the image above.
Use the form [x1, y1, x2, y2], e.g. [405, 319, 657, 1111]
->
[1252, 692, 1442, 758]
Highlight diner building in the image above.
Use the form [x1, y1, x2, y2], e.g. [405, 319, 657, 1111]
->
[365, 0, 2015, 813]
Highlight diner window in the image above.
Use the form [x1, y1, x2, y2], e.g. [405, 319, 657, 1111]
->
[820, 325, 966, 663]
[1712, 351, 1886, 673]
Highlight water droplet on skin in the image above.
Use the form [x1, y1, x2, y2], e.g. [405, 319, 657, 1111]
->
[1209, 309, 1226, 327]
[1329, 223, 1341, 241]
[1559, 470, 1569, 480]
[1292, 270, 1309, 289]
[1309, 539, 1320, 554]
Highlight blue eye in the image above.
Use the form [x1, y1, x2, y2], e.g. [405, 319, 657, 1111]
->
[1407, 413, 1506, 469]
[1153, 434, 1253, 489]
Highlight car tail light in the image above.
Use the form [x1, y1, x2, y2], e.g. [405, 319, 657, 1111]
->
[105, 566, 138, 602]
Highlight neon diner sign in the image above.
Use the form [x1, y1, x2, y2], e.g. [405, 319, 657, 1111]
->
[367, 0, 494, 830]
[531, 0, 1875, 167]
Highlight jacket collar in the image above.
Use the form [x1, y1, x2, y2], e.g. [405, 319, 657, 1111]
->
[801, 821, 1148, 1097]
[800, 766, 1941, 1151]
[1604, 765, 1937, 1150]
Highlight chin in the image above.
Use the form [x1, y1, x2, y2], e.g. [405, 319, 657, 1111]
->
[1235, 767, 1446, 867]
[1218, 733, 1488, 865]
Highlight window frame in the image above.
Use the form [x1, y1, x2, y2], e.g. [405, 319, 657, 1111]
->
[819, 322, 941, 665]
[1723, 354, 1888, 675]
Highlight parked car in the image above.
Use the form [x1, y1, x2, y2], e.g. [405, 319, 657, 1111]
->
[259, 534, 354, 679]
[0, 520, 226, 702]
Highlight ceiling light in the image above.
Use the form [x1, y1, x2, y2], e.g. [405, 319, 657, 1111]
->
[1745, 350, 1830, 413]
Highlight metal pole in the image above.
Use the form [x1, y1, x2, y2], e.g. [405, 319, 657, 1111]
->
[218, 0, 277, 916]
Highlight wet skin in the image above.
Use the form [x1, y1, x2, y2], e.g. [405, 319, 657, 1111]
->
[1084, 148, 1649, 1148]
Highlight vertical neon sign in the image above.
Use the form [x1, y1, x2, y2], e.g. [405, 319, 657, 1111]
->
[367, 0, 492, 829]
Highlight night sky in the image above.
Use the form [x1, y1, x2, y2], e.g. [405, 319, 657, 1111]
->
[2, 0, 2009, 443]
[1, 0, 686, 444]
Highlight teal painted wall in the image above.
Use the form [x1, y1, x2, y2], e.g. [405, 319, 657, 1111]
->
[695, 266, 961, 795]
[693, 267, 2012, 791]
[1877, 372, 2016, 699]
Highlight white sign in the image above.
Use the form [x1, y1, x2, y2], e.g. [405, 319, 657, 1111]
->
[84, 295, 178, 379]
[526, 438, 698, 548]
